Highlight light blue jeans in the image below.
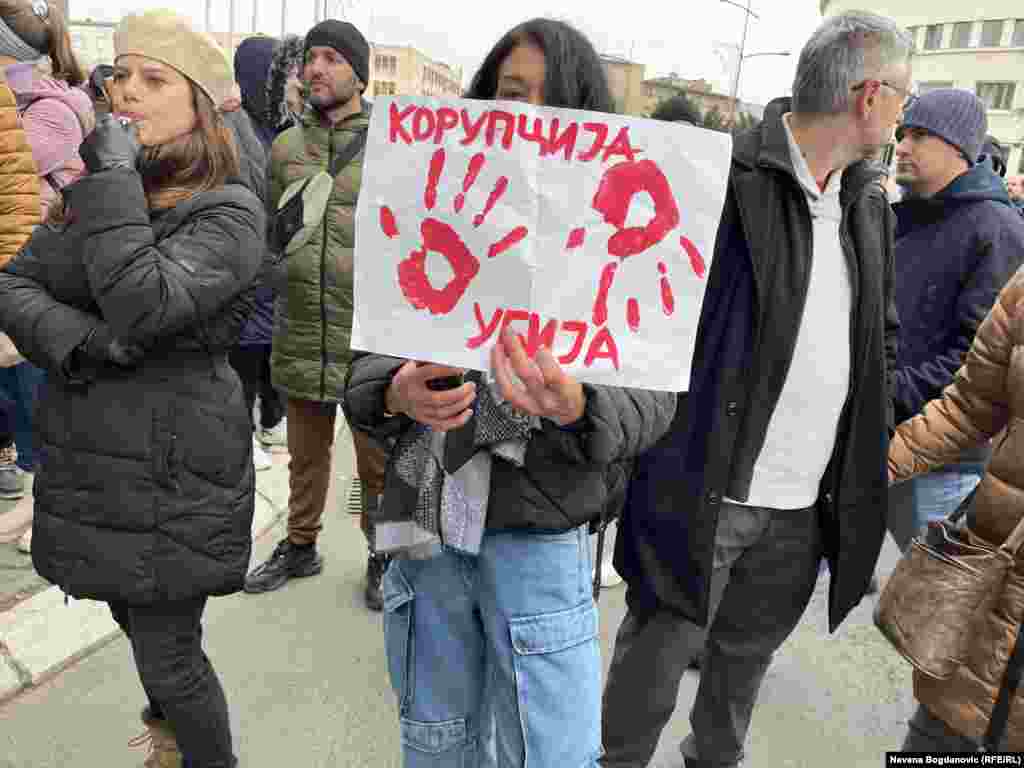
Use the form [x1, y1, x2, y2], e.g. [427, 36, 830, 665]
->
[382, 526, 602, 768]
[887, 464, 984, 552]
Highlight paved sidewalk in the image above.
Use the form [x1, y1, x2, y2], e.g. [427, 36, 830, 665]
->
[0, 443, 295, 704]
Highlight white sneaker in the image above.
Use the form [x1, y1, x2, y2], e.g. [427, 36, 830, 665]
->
[594, 559, 624, 589]
[252, 437, 272, 471]
[256, 418, 287, 448]
[16, 525, 31, 554]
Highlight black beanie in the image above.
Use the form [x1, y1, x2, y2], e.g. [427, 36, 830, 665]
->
[305, 20, 370, 90]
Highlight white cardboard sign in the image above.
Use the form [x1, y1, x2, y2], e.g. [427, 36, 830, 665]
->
[351, 96, 731, 391]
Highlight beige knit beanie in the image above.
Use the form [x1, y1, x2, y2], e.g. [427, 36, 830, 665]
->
[114, 9, 234, 109]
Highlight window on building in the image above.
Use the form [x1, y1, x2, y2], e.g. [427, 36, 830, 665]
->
[981, 20, 1005, 47]
[905, 26, 917, 46]
[923, 24, 944, 50]
[918, 81, 954, 94]
[1013, 20, 1024, 46]
[952, 22, 973, 48]
[977, 81, 1016, 110]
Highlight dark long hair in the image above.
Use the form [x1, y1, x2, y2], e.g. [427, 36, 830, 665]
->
[465, 18, 614, 113]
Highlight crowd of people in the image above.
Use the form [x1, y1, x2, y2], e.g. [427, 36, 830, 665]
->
[3, 1, 1024, 767]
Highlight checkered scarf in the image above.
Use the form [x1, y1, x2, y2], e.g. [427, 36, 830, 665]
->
[374, 377, 537, 559]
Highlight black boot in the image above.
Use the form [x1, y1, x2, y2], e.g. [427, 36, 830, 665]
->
[365, 552, 390, 612]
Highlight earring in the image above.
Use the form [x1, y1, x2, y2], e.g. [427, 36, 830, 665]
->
[30, 0, 49, 20]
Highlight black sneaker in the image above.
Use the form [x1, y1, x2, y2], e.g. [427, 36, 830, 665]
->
[364, 553, 390, 612]
[244, 539, 323, 594]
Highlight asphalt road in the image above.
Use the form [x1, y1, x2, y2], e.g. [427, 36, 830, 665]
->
[0, 421, 914, 768]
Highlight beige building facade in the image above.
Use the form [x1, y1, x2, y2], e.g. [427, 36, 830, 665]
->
[601, 54, 646, 115]
[369, 44, 462, 99]
[822, 0, 1024, 171]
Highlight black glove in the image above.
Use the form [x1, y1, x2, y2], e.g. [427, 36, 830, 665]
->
[81, 326, 145, 368]
[79, 114, 141, 174]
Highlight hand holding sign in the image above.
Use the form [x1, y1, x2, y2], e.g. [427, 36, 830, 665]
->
[492, 328, 586, 426]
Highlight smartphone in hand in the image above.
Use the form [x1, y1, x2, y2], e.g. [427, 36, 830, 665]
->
[426, 374, 464, 391]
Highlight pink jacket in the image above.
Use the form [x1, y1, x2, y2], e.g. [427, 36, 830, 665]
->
[5, 62, 95, 220]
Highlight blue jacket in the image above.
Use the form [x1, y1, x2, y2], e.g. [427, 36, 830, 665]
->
[892, 164, 1024, 425]
[615, 98, 899, 632]
[234, 37, 280, 347]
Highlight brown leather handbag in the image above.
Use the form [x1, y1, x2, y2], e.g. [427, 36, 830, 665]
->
[874, 487, 1024, 680]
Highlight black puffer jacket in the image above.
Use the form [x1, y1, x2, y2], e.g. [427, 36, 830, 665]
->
[0, 165, 264, 604]
[343, 355, 676, 532]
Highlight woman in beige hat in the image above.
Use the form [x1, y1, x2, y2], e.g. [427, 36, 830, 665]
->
[0, 9, 263, 768]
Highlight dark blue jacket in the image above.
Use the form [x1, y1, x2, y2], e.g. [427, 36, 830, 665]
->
[892, 164, 1024, 425]
[615, 98, 899, 633]
[234, 36, 280, 347]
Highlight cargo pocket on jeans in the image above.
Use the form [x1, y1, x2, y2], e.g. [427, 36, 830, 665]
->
[508, 600, 603, 766]
[382, 562, 415, 714]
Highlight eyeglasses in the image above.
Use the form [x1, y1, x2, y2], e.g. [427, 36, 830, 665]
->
[851, 79, 918, 111]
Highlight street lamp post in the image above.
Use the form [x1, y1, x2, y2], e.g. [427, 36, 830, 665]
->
[720, 0, 790, 122]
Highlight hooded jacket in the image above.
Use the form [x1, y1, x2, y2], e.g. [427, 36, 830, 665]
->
[4, 62, 94, 220]
[234, 36, 278, 151]
[892, 164, 1024, 431]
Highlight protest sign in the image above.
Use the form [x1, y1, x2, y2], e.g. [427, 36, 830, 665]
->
[351, 96, 731, 391]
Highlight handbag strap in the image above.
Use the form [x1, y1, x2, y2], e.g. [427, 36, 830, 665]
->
[326, 127, 368, 178]
[949, 486, 978, 525]
[949, 485, 1024, 555]
[984, 613, 1024, 751]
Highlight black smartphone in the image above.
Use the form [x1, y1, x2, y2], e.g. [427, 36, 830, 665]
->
[426, 374, 465, 391]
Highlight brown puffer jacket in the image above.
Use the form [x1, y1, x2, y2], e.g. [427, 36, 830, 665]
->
[889, 264, 1024, 747]
[0, 82, 39, 266]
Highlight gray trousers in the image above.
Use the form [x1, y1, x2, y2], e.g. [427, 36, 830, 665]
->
[601, 502, 822, 768]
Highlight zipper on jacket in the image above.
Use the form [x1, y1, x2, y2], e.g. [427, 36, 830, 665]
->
[319, 131, 333, 401]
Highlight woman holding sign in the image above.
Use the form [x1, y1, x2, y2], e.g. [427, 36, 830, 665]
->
[0, 10, 262, 767]
[343, 18, 676, 768]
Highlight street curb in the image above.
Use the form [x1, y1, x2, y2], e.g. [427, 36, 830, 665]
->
[0, 462, 289, 705]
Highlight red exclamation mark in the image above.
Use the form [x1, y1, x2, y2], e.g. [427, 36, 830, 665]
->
[658, 262, 675, 316]
[680, 236, 705, 278]
[474, 176, 509, 228]
[380, 206, 399, 238]
[425, 148, 445, 211]
[455, 153, 485, 214]
[627, 298, 640, 332]
[592, 262, 618, 326]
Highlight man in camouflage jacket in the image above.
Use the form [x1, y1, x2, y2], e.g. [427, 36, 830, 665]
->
[245, 20, 390, 608]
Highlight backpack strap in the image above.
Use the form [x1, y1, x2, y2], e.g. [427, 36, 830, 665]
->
[326, 127, 368, 178]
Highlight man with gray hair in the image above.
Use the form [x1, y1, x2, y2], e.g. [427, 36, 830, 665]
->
[601, 11, 910, 768]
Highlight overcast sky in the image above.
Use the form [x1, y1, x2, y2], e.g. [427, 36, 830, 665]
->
[72, 0, 824, 106]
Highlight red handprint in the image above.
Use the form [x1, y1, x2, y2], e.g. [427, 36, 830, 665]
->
[381, 148, 529, 316]
[565, 158, 707, 334]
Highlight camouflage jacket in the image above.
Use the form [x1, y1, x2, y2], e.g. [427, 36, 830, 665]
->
[268, 104, 369, 402]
